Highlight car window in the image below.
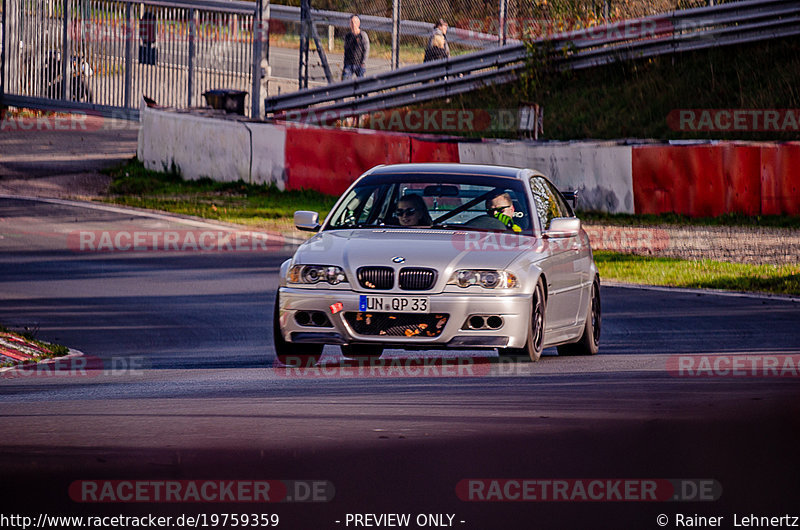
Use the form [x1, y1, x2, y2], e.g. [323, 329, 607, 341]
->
[325, 175, 533, 235]
[529, 176, 569, 230]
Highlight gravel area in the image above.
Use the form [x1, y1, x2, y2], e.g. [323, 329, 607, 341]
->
[584, 223, 800, 266]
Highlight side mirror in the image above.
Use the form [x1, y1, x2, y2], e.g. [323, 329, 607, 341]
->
[294, 211, 320, 232]
[545, 217, 580, 238]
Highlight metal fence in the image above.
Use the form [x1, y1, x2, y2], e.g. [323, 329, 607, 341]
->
[0, 0, 735, 119]
[267, 0, 730, 89]
[1, 0, 265, 118]
[264, 0, 799, 119]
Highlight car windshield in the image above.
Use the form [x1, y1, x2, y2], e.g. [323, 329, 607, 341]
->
[324, 173, 534, 235]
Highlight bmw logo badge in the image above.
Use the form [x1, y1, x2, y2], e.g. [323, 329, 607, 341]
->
[392, 256, 405, 264]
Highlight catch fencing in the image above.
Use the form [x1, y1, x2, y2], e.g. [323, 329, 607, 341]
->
[1, 0, 265, 118]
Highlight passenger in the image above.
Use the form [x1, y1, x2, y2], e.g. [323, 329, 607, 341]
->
[395, 194, 432, 226]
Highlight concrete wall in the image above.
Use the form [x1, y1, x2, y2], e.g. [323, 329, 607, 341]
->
[138, 106, 799, 216]
[459, 141, 634, 214]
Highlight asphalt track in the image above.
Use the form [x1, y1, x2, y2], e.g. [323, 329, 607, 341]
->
[1, 197, 799, 530]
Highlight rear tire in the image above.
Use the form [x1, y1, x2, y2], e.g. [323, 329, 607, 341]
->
[498, 278, 546, 362]
[273, 291, 322, 366]
[557, 279, 601, 356]
[341, 344, 384, 360]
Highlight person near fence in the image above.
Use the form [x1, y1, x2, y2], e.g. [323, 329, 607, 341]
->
[424, 19, 450, 62]
[342, 15, 370, 80]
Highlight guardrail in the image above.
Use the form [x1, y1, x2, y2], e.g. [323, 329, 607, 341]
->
[264, 0, 800, 121]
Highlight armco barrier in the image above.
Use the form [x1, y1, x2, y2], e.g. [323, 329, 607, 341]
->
[283, 125, 410, 195]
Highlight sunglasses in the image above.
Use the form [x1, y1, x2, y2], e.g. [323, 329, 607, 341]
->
[396, 207, 417, 216]
[486, 205, 512, 215]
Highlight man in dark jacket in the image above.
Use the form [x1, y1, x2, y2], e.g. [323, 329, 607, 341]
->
[342, 15, 370, 79]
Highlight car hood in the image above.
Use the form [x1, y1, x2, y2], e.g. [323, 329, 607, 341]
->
[294, 229, 543, 291]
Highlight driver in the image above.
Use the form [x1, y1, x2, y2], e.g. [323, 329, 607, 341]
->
[485, 192, 522, 232]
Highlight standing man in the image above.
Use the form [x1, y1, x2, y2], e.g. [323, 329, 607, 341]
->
[342, 15, 369, 80]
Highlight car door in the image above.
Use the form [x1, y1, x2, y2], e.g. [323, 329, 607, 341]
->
[530, 176, 583, 330]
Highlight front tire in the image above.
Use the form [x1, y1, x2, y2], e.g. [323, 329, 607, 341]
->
[499, 278, 546, 362]
[273, 291, 322, 366]
[557, 278, 601, 356]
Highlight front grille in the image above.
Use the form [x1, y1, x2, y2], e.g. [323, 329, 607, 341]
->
[345, 312, 449, 337]
[399, 268, 437, 290]
[357, 266, 394, 290]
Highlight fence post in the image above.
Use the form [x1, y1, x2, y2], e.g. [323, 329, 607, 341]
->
[187, 8, 195, 108]
[252, 0, 269, 117]
[124, 2, 132, 109]
[299, 0, 309, 89]
[1, 0, 6, 102]
[391, 0, 400, 69]
[61, 0, 69, 100]
[498, 0, 507, 45]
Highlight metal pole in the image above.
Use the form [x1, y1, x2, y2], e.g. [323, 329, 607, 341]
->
[252, 0, 268, 117]
[61, 0, 68, 100]
[187, 7, 195, 108]
[299, 0, 309, 89]
[498, 0, 507, 45]
[124, 2, 132, 109]
[391, 0, 400, 70]
[1, 0, 6, 102]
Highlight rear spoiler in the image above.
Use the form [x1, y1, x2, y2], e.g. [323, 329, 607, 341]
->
[560, 190, 579, 209]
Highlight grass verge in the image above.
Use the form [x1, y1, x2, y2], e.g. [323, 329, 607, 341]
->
[103, 158, 338, 234]
[595, 251, 800, 297]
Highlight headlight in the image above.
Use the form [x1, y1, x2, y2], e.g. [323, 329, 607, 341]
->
[288, 265, 348, 285]
[448, 270, 518, 289]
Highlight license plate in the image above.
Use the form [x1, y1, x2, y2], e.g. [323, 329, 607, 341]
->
[359, 295, 430, 313]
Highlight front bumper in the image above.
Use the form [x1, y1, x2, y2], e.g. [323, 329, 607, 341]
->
[277, 287, 533, 349]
